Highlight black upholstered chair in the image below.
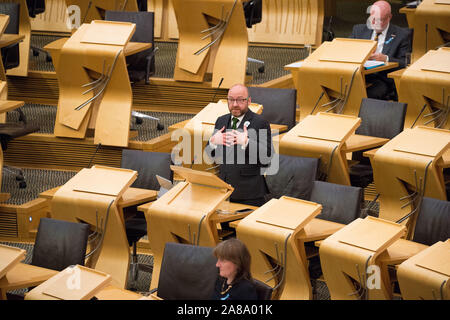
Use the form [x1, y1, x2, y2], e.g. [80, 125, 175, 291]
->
[0, 2, 20, 70]
[411, 197, 450, 246]
[248, 86, 297, 131]
[307, 180, 363, 281]
[0, 108, 40, 188]
[264, 154, 319, 201]
[120, 150, 173, 288]
[105, 10, 156, 85]
[153, 242, 272, 300]
[32, 218, 90, 271]
[4, 217, 89, 299]
[349, 98, 407, 188]
[309, 180, 363, 225]
[153, 243, 219, 300]
[253, 278, 273, 300]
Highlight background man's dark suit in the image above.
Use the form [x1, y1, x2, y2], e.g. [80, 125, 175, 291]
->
[350, 23, 411, 99]
[206, 110, 273, 205]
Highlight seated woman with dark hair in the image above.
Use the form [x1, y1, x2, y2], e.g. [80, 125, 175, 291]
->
[212, 238, 258, 300]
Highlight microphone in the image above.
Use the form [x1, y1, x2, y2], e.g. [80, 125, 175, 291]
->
[425, 23, 428, 52]
[211, 77, 224, 103]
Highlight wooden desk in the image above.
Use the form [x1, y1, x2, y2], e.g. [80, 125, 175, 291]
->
[280, 112, 361, 185]
[237, 196, 322, 300]
[343, 134, 389, 153]
[397, 239, 450, 300]
[362, 62, 399, 75]
[0, 34, 25, 49]
[0, 263, 58, 300]
[0, 244, 25, 280]
[372, 126, 449, 228]
[398, 48, 450, 130]
[46, 21, 150, 147]
[25, 265, 111, 300]
[320, 216, 407, 300]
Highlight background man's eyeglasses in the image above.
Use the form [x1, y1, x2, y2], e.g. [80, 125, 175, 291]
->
[227, 97, 248, 104]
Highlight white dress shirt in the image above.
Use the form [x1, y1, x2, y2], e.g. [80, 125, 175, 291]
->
[371, 23, 390, 62]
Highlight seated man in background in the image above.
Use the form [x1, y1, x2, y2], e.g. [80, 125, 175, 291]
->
[350, 0, 411, 100]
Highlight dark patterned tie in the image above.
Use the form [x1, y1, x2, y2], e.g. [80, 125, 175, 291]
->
[374, 32, 382, 43]
[231, 117, 239, 130]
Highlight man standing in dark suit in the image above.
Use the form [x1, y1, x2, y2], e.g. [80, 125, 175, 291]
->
[205, 84, 273, 207]
[350, 0, 411, 100]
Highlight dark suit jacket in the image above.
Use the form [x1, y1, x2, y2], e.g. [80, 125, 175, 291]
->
[205, 110, 273, 201]
[350, 23, 411, 69]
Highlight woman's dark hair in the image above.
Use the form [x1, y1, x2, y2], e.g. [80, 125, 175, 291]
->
[213, 238, 252, 284]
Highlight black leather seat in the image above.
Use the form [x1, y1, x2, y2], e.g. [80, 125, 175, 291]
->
[264, 154, 319, 201]
[154, 242, 272, 300]
[154, 243, 219, 300]
[412, 197, 450, 246]
[349, 98, 407, 188]
[120, 150, 173, 288]
[307, 180, 363, 281]
[0, 2, 20, 70]
[253, 278, 273, 300]
[309, 180, 363, 225]
[248, 86, 297, 131]
[5, 217, 89, 299]
[32, 218, 90, 271]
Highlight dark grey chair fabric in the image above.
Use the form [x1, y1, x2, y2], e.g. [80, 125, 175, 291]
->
[265, 154, 319, 201]
[350, 98, 407, 187]
[0, 2, 20, 70]
[248, 87, 297, 131]
[156, 243, 219, 300]
[253, 278, 272, 300]
[355, 98, 407, 140]
[121, 150, 173, 190]
[105, 11, 155, 84]
[31, 218, 89, 271]
[309, 180, 363, 225]
[412, 197, 450, 246]
[26, 0, 45, 18]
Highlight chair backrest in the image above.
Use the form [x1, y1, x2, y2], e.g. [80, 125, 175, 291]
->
[157, 243, 219, 300]
[0, 2, 20, 70]
[353, 98, 407, 163]
[248, 86, 297, 131]
[243, 0, 262, 28]
[104, 10, 155, 81]
[412, 197, 450, 246]
[31, 218, 90, 271]
[253, 278, 272, 300]
[0, 2, 19, 34]
[265, 154, 319, 201]
[121, 150, 173, 190]
[26, 0, 45, 18]
[356, 98, 407, 139]
[309, 180, 363, 225]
